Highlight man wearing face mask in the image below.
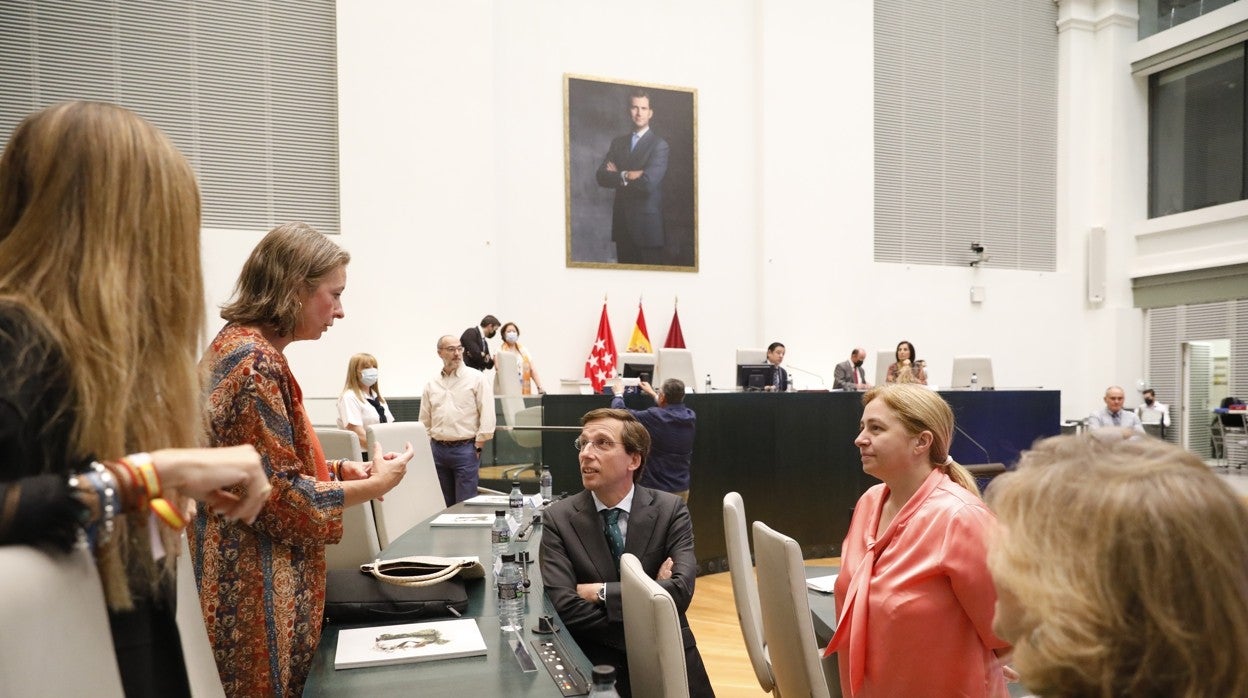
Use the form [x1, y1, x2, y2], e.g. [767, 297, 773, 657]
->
[337, 353, 396, 459]
[834, 347, 872, 391]
[1136, 388, 1170, 438]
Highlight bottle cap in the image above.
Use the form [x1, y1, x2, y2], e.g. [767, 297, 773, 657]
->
[495, 510, 506, 517]
[592, 665, 616, 682]
[502, 553, 516, 562]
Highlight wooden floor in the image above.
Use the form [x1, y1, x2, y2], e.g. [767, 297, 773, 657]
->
[685, 557, 837, 697]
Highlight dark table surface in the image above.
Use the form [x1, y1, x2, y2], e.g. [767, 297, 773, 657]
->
[304, 503, 594, 696]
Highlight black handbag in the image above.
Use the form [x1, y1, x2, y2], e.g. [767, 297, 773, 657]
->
[324, 556, 484, 624]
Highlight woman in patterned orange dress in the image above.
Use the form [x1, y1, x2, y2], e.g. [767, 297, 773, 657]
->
[191, 223, 413, 697]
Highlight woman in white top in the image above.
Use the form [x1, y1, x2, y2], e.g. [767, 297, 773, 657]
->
[337, 352, 395, 457]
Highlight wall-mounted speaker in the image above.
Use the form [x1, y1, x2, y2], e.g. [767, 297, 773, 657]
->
[1087, 226, 1106, 304]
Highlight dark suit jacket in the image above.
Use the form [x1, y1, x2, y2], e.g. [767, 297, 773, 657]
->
[595, 130, 670, 247]
[459, 325, 493, 371]
[833, 360, 864, 390]
[769, 363, 789, 391]
[540, 487, 713, 696]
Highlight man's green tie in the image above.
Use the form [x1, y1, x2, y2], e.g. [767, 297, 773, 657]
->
[602, 508, 624, 568]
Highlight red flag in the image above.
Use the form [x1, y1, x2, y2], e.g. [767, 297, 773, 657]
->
[584, 303, 618, 392]
[663, 307, 686, 348]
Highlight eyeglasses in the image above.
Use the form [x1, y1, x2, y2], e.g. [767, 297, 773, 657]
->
[573, 437, 621, 452]
[440, 346, 465, 353]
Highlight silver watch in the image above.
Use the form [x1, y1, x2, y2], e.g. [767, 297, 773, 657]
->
[596, 584, 606, 604]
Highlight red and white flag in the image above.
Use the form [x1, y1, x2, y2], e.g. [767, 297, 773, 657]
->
[584, 302, 618, 392]
[663, 306, 686, 349]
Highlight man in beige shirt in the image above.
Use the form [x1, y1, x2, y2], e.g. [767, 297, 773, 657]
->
[420, 335, 496, 505]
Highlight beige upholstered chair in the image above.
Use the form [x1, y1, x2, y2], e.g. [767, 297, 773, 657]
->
[177, 535, 227, 697]
[620, 553, 690, 698]
[654, 348, 697, 392]
[723, 492, 776, 694]
[0, 545, 125, 696]
[735, 348, 768, 366]
[367, 421, 444, 547]
[753, 521, 835, 698]
[316, 426, 383, 569]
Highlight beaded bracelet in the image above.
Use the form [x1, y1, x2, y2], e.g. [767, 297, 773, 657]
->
[84, 462, 120, 545]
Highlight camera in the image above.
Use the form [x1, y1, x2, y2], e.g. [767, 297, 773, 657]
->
[970, 242, 985, 254]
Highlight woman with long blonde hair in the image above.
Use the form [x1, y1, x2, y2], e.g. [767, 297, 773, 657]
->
[337, 352, 395, 457]
[0, 101, 267, 695]
[987, 435, 1248, 697]
[825, 384, 1009, 697]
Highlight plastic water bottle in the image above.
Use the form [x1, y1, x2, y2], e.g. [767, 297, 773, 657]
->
[539, 465, 553, 502]
[704, 373, 712, 393]
[497, 553, 524, 631]
[587, 665, 622, 697]
[491, 510, 510, 563]
[509, 479, 524, 525]
[970, 372, 980, 391]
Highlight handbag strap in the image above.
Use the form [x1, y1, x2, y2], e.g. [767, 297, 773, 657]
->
[369, 561, 464, 588]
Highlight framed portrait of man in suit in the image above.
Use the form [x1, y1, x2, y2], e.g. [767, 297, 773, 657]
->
[564, 74, 698, 272]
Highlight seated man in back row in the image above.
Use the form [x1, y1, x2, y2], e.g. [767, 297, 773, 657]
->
[609, 377, 697, 501]
[540, 408, 715, 697]
[1087, 385, 1145, 438]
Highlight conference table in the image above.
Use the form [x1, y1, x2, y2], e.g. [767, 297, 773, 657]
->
[303, 503, 594, 696]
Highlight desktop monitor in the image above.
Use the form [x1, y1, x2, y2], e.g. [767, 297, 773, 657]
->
[949, 356, 994, 389]
[736, 363, 776, 391]
[622, 362, 652, 384]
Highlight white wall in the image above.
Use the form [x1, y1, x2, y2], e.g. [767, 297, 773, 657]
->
[200, 0, 1151, 425]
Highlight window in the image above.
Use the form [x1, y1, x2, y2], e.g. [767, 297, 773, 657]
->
[0, 1, 340, 234]
[1148, 44, 1244, 218]
[874, 0, 1057, 271]
[1138, 0, 1239, 40]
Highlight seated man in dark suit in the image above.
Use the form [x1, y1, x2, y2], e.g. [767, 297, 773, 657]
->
[540, 408, 714, 697]
[609, 377, 696, 501]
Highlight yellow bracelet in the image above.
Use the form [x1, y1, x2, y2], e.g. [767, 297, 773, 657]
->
[123, 452, 161, 499]
[149, 497, 187, 530]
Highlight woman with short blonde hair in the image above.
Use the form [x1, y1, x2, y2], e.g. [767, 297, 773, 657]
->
[987, 435, 1248, 697]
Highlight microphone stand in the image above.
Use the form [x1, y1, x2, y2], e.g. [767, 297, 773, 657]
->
[953, 423, 1005, 478]
[784, 364, 826, 389]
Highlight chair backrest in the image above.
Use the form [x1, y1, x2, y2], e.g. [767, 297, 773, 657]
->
[753, 521, 832, 698]
[620, 553, 690, 698]
[736, 348, 768, 365]
[654, 348, 697, 392]
[874, 350, 893, 387]
[0, 546, 125, 697]
[317, 427, 383, 569]
[722, 492, 774, 693]
[367, 421, 444, 547]
[177, 535, 227, 697]
[495, 352, 526, 432]
[511, 405, 544, 450]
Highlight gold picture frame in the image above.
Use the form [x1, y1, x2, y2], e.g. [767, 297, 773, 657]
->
[564, 74, 698, 272]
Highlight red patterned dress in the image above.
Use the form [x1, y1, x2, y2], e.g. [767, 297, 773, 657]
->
[190, 323, 344, 697]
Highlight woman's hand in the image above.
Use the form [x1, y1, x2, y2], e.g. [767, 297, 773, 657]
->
[368, 441, 414, 498]
[151, 445, 268, 524]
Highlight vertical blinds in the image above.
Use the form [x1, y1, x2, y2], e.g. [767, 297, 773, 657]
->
[0, 0, 340, 235]
[874, 0, 1057, 270]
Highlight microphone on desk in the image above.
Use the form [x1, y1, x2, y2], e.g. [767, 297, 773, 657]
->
[953, 422, 992, 466]
[785, 364, 826, 389]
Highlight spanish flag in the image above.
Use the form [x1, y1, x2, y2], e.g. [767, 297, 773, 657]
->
[628, 302, 653, 353]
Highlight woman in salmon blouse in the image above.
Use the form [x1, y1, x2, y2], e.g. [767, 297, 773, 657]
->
[826, 383, 1010, 697]
[987, 435, 1248, 697]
